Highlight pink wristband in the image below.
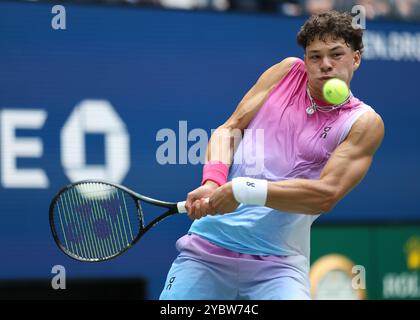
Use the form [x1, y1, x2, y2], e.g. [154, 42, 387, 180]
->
[201, 160, 229, 186]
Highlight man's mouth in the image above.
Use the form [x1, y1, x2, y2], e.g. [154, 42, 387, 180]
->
[319, 76, 334, 80]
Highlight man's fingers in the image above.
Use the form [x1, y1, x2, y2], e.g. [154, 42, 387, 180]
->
[186, 191, 202, 214]
[195, 200, 201, 219]
[199, 198, 209, 218]
[188, 199, 211, 220]
[206, 197, 215, 214]
[188, 199, 200, 220]
[185, 193, 196, 210]
[187, 196, 214, 220]
[208, 196, 218, 214]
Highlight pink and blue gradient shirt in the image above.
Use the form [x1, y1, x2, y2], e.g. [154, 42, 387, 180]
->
[190, 58, 375, 267]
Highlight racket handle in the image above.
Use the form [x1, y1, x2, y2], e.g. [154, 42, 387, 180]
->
[177, 198, 209, 214]
[177, 201, 187, 213]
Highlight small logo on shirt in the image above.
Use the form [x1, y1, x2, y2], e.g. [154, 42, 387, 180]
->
[166, 276, 176, 290]
[246, 181, 256, 188]
[320, 127, 332, 139]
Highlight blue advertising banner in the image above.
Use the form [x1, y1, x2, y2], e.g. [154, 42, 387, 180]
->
[0, 1, 419, 298]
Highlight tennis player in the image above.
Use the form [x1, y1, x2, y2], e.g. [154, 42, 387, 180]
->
[160, 11, 384, 300]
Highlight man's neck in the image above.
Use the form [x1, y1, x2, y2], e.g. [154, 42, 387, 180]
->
[307, 83, 332, 106]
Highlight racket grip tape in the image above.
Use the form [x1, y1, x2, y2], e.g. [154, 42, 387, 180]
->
[177, 198, 209, 213]
[177, 201, 187, 213]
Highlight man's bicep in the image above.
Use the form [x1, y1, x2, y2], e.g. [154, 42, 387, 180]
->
[320, 112, 384, 203]
[321, 147, 373, 201]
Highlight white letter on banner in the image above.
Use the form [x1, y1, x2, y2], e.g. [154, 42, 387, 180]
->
[61, 100, 130, 183]
[1, 109, 49, 188]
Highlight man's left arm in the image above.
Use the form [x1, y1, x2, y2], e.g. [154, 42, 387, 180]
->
[207, 111, 384, 216]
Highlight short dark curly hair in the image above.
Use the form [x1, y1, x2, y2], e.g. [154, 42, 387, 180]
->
[297, 11, 364, 53]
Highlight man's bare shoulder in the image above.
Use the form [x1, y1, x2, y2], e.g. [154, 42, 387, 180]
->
[269, 57, 300, 73]
[259, 57, 300, 88]
[348, 111, 385, 154]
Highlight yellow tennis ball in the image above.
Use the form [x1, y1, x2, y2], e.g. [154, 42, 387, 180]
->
[323, 78, 349, 105]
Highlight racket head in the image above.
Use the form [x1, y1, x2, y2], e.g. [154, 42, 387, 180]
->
[49, 181, 143, 262]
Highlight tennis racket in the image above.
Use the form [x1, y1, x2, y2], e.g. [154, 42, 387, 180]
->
[49, 180, 188, 262]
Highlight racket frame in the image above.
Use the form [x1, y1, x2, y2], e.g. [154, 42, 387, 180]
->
[49, 180, 182, 262]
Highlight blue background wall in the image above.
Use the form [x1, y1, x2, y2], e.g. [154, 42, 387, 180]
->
[0, 2, 419, 299]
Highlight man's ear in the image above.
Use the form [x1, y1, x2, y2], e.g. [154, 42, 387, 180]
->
[353, 50, 361, 70]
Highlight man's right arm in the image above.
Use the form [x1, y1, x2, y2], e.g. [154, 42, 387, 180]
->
[205, 57, 298, 166]
[186, 57, 298, 219]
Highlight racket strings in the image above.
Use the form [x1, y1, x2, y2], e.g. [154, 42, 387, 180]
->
[53, 182, 140, 261]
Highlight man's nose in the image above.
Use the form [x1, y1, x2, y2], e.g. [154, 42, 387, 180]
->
[320, 56, 333, 72]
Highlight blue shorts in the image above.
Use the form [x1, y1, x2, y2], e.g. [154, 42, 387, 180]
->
[159, 234, 310, 300]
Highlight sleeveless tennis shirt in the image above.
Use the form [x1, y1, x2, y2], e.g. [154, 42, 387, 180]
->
[189, 58, 374, 266]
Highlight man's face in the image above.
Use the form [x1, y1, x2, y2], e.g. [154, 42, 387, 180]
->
[304, 36, 361, 99]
